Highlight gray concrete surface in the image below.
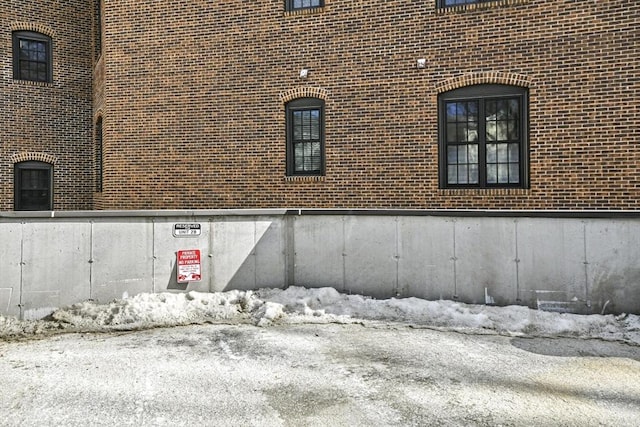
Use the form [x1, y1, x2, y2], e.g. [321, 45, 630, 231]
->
[1, 210, 639, 318]
[0, 323, 638, 426]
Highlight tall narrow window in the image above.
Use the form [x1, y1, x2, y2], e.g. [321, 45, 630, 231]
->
[286, 98, 325, 176]
[95, 0, 102, 59]
[438, 85, 528, 188]
[95, 117, 103, 192]
[286, 0, 323, 11]
[12, 31, 53, 83]
[14, 161, 53, 211]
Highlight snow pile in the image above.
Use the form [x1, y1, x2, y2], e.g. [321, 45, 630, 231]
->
[1, 287, 639, 345]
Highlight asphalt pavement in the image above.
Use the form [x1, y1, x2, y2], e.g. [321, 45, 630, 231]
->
[0, 323, 639, 426]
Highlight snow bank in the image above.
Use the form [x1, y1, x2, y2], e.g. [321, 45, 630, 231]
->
[1, 287, 639, 345]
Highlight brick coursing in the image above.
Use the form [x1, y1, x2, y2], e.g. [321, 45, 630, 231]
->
[1, 0, 639, 211]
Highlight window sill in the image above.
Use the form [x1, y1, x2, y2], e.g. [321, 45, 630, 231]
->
[284, 7, 325, 17]
[284, 175, 325, 182]
[436, 0, 527, 14]
[12, 79, 54, 88]
[438, 188, 529, 196]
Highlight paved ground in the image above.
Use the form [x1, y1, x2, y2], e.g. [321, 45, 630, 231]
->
[0, 323, 639, 426]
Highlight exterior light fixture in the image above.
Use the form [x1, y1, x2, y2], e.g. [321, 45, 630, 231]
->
[417, 58, 426, 69]
[299, 69, 309, 79]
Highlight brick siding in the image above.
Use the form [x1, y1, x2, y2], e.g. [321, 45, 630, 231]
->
[2, 0, 639, 211]
[0, 1, 93, 210]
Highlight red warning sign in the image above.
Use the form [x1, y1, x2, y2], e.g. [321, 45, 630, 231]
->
[177, 249, 202, 283]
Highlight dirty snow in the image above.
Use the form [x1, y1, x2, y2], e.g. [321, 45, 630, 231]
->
[0, 287, 639, 344]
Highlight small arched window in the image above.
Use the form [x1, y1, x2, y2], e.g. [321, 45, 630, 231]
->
[14, 161, 53, 211]
[12, 31, 53, 83]
[286, 97, 325, 176]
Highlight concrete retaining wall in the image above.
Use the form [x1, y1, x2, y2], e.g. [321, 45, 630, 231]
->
[1, 210, 638, 319]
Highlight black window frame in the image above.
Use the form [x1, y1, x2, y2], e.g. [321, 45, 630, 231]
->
[438, 84, 529, 189]
[14, 161, 54, 211]
[95, 117, 103, 192]
[95, 0, 102, 60]
[437, 0, 493, 8]
[286, 97, 325, 176]
[12, 31, 53, 83]
[286, 0, 324, 12]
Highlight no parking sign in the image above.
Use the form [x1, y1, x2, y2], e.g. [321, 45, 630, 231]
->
[177, 249, 202, 283]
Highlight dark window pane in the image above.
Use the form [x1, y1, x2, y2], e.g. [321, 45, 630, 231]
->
[456, 103, 467, 122]
[311, 142, 321, 170]
[509, 164, 520, 184]
[508, 143, 519, 162]
[294, 144, 304, 171]
[509, 99, 519, 119]
[446, 123, 457, 143]
[487, 164, 497, 184]
[456, 124, 469, 142]
[497, 164, 508, 183]
[468, 122, 478, 142]
[486, 100, 496, 118]
[486, 144, 497, 163]
[497, 144, 508, 162]
[457, 145, 468, 163]
[468, 144, 478, 163]
[293, 112, 302, 140]
[469, 164, 479, 184]
[446, 103, 458, 122]
[311, 122, 319, 140]
[508, 121, 518, 140]
[447, 146, 457, 164]
[457, 165, 469, 184]
[496, 122, 508, 141]
[448, 165, 458, 184]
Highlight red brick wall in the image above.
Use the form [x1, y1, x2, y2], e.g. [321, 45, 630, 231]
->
[4, 1, 638, 211]
[0, 1, 94, 210]
[98, 0, 638, 210]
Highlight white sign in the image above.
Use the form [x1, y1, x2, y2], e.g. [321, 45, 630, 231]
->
[173, 223, 201, 237]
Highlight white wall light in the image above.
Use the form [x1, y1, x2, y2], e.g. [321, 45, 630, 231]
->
[299, 69, 309, 79]
[416, 59, 427, 69]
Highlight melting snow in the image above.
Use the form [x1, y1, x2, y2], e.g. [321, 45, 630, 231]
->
[0, 287, 638, 344]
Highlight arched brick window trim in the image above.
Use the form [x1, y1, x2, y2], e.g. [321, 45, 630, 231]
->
[10, 22, 56, 38]
[435, 72, 531, 94]
[279, 87, 329, 104]
[10, 152, 58, 165]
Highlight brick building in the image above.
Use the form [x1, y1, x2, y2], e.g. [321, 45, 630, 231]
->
[1, 0, 638, 211]
[0, 0, 93, 211]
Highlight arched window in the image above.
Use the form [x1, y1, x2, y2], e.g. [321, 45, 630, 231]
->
[12, 31, 53, 83]
[14, 161, 53, 211]
[438, 84, 529, 188]
[286, 98, 325, 176]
